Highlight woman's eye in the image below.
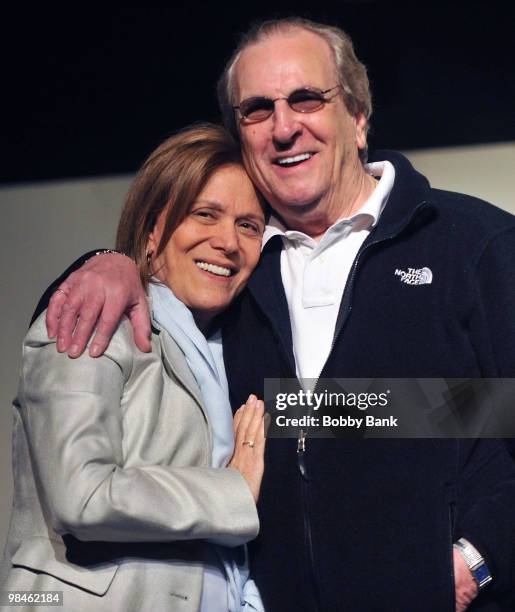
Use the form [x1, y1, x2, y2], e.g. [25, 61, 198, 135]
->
[192, 210, 215, 221]
[238, 222, 261, 236]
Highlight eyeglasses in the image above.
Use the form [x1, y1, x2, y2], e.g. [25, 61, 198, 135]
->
[233, 86, 341, 123]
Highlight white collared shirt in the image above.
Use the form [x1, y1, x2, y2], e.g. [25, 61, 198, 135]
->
[262, 161, 395, 383]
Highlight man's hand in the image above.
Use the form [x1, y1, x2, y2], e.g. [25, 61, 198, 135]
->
[453, 547, 478, 611]
[228, 395, 267, 503]
[46, 253, 151, 358]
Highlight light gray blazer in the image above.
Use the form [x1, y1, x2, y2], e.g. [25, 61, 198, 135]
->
[0, 314, 259, 611]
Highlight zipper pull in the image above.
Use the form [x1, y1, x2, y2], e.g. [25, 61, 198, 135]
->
[297, 428, 308, 480]
[297, 428, 306, 453]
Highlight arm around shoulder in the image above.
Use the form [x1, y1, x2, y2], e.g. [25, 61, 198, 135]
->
[42, 251, 151, 358]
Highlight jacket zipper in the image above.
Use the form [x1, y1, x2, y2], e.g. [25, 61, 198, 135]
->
[294, 234, 395, 612]
[294, 202, 429, 608]
[309, 200, 430, 397]
[309, 232, 397, 397]
[297, 428, 320, 611]
[272, 300, 320, 610]
[267, 273, 319, 609]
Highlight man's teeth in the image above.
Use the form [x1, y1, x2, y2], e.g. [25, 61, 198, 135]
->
[277, 153, 312, 166]
[196, 261, 232, 277]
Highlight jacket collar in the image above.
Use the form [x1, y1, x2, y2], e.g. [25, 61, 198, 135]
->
[367, 149, 434, 240]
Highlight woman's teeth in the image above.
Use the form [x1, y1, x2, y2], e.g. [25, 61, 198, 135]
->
[277, 153, 312, 166]
[196, 261, 232, 277]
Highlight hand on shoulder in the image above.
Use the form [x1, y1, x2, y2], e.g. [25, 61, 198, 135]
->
[46, 252, 151, 358]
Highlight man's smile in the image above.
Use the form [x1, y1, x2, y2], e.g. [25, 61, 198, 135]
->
[274, 152, 315, 167]
[273, 152, 316, 168]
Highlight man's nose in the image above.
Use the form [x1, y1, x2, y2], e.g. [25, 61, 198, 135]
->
[272, 101, 302, 149]
[209, 222, 239, 254]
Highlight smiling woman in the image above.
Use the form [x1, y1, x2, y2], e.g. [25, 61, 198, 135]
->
[146, 165, 264, 331]
[116, 125, 264, 331]
[1, 123, 267, 611]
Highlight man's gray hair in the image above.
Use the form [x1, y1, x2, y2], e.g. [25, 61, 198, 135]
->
[216, 17, 372, 161]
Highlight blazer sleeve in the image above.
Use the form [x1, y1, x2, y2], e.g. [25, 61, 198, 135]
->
[18, 315, 259, 547]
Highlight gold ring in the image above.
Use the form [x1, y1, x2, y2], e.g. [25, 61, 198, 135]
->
[242, 440, 255, 448]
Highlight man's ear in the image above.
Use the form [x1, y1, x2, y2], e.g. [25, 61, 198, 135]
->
[355, 113, 367, 151]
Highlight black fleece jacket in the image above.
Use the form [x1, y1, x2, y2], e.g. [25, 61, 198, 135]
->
[222, 150, 515, 611]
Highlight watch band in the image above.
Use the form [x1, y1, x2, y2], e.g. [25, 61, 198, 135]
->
[84, 249, 129, 264]
[93, 249, 127, 258]
[454, 537, 493, 589]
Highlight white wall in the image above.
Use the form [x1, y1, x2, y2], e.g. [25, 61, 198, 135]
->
[0, 175, 131, 552]
[1, 142, 514, 552]
[405, 142, 514, 214]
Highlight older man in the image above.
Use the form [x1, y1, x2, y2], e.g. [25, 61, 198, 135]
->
[39, 18, 515, 612]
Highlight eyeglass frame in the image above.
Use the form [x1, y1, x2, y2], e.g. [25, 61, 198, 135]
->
[233, 85, 342, 124]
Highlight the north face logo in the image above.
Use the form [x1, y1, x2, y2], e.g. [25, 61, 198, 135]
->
[394, 267, 433, 285]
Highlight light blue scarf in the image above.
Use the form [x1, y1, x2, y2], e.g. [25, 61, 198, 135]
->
[149, 282, 264, 612]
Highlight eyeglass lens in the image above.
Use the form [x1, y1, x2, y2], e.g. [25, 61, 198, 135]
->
[239, 88, 330, 122]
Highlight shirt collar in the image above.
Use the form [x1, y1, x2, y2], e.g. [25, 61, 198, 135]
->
[262, 160, 395, 249]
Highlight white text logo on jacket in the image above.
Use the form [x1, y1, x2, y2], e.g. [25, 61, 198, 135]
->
[394, 267, 433, 285]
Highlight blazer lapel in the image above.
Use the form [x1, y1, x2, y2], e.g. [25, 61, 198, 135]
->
[158, 330, 206, 419]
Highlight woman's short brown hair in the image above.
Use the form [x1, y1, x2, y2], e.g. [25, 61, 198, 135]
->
[116, 123, 243, 286]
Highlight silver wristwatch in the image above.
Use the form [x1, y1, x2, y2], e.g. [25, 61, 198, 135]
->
[453, 537, 493, 589]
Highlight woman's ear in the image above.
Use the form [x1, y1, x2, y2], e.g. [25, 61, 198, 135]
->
[147, 211, 165, 258]
[146, 230, 157, 258]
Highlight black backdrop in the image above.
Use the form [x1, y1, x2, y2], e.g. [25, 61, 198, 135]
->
[3, 3, 514, 185]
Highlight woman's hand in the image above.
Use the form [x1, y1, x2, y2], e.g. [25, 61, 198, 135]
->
[229, 395, 267, 503]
